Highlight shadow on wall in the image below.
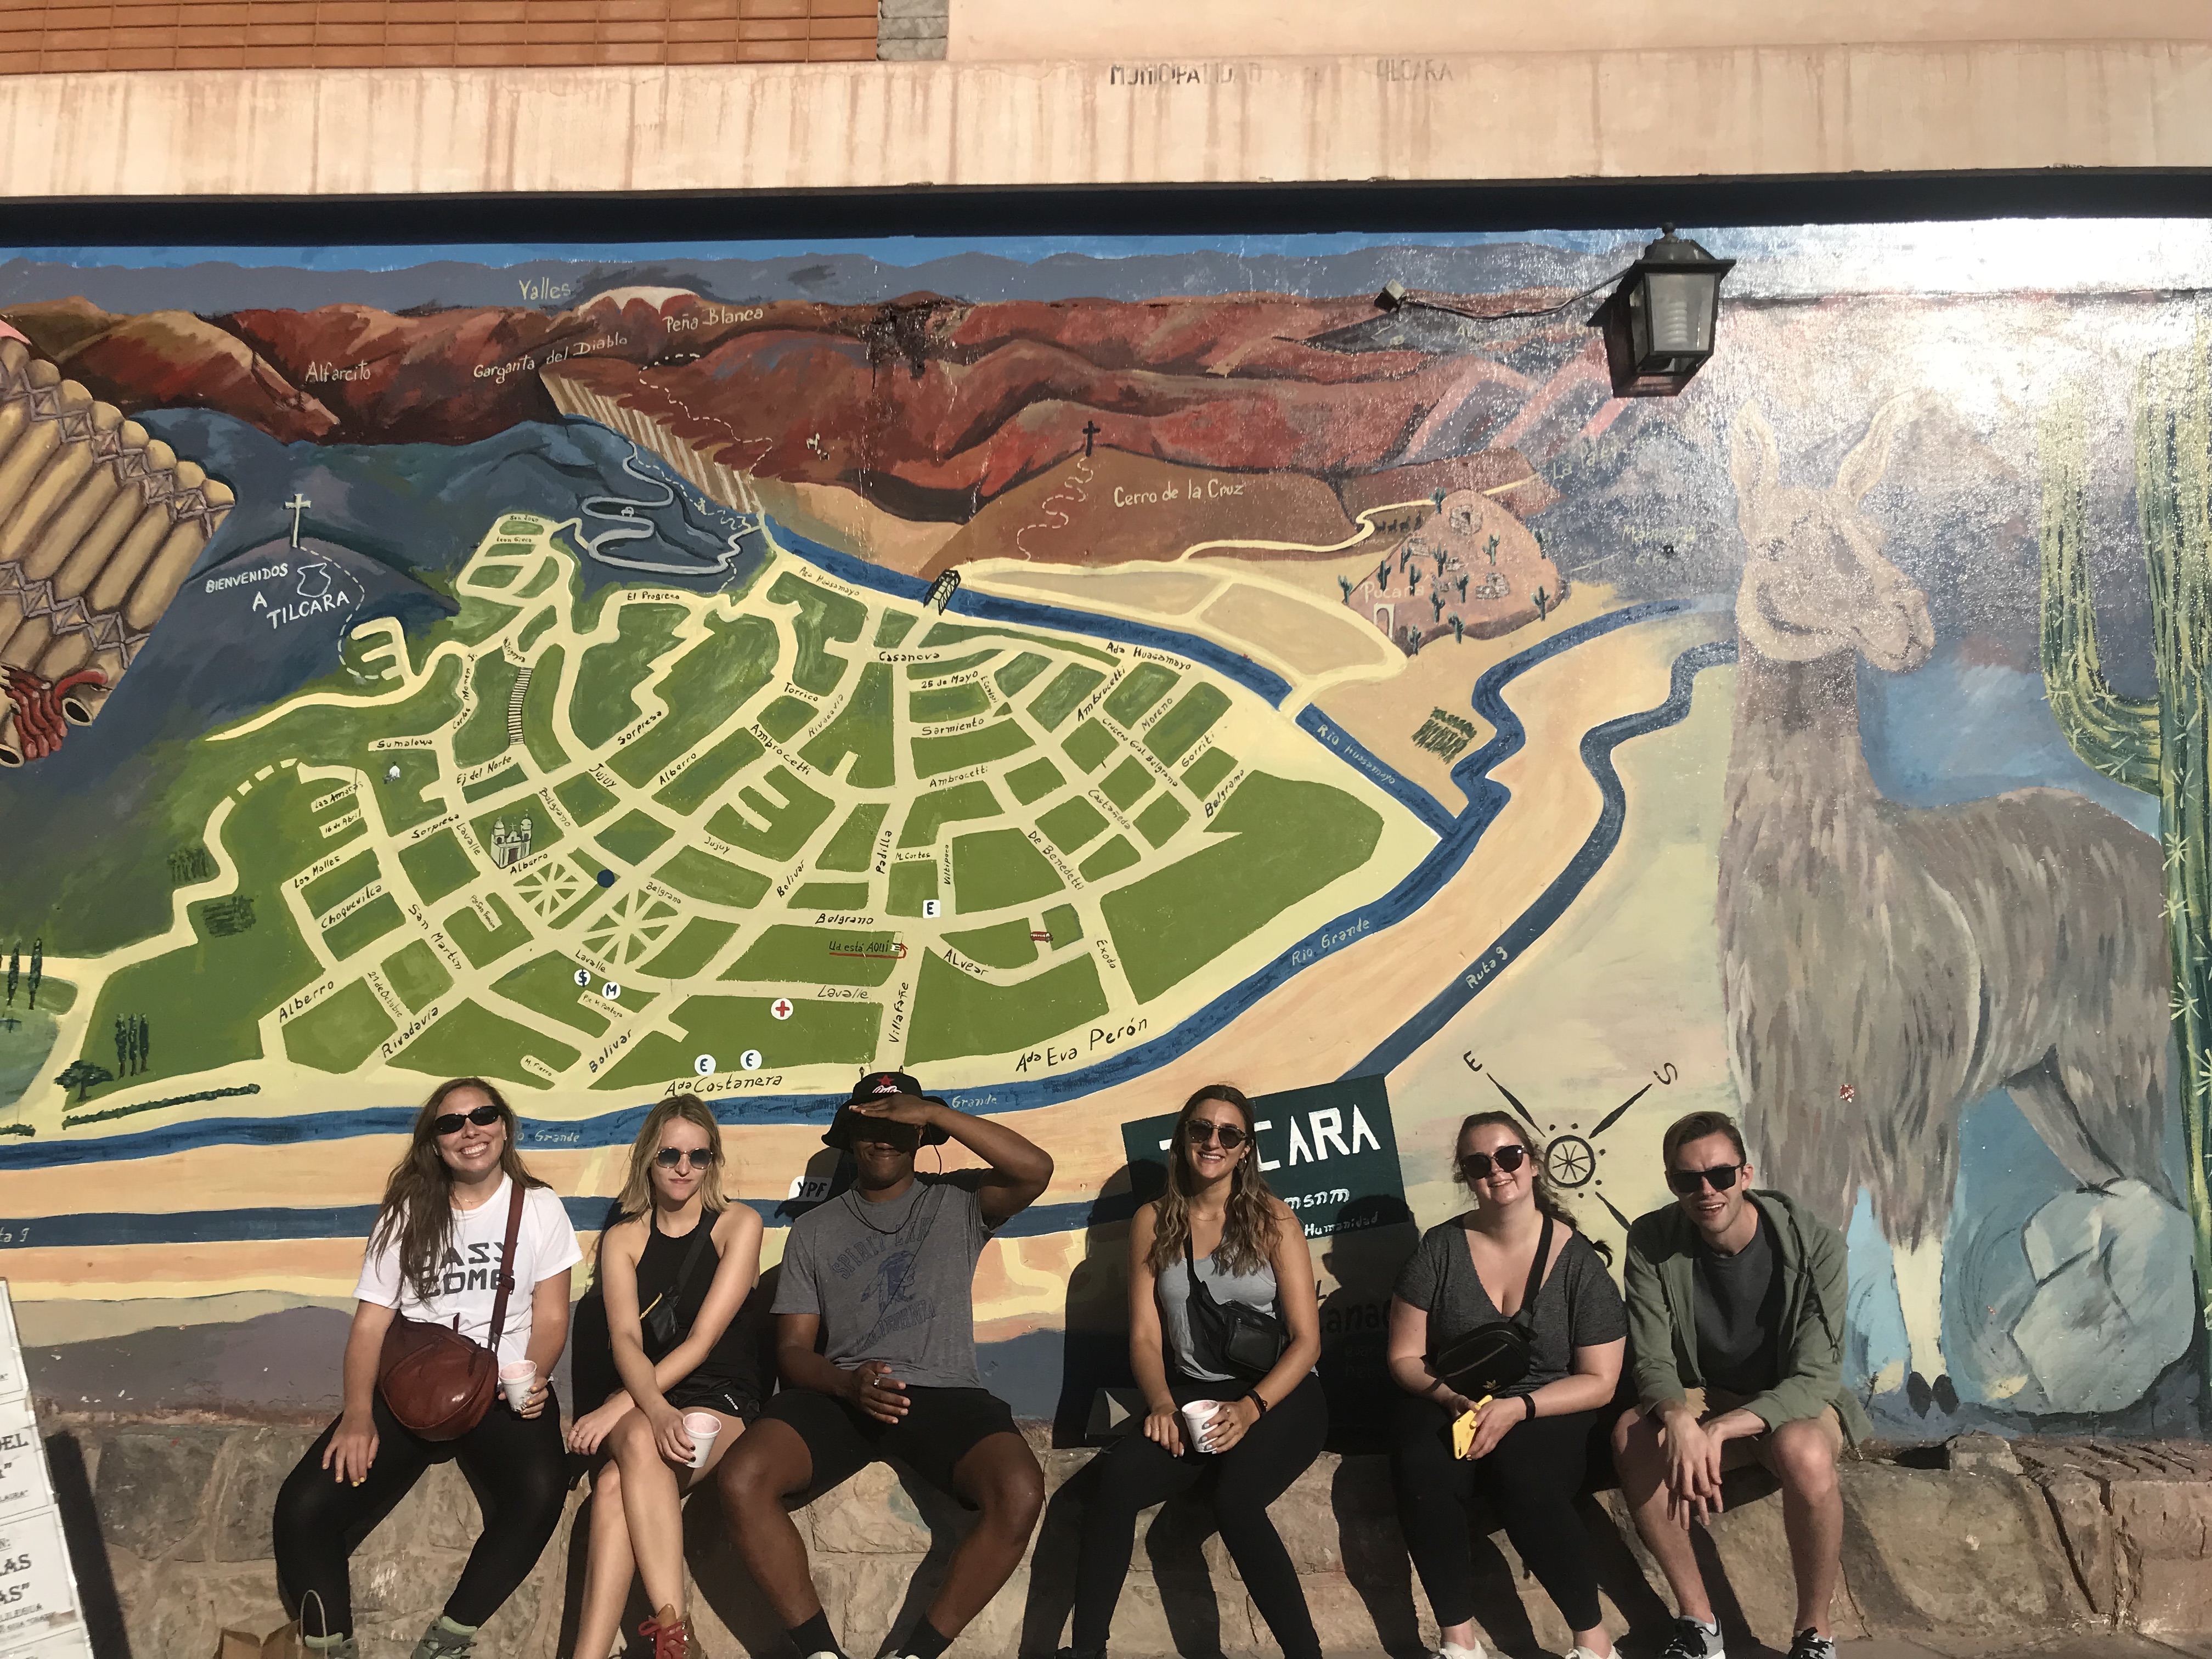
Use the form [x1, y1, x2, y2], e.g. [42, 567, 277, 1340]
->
[1052, 1164, 1152, 1449]
[46, 1430, 131, 1659]
[1317, 1196, 1418, 1456]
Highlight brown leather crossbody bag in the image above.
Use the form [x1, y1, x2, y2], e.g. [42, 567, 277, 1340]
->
[376, 1180, 526, 1441]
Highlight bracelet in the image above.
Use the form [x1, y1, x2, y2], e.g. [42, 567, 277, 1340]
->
[1521, 1394, 1537, 1421]
[1245, 1389, 1271, 1415]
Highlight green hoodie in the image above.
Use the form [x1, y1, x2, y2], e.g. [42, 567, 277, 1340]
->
[1622, 1187, 1873, 1444]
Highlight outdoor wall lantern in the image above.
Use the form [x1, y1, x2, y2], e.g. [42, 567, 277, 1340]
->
[1375, 225, 1733, 399]
[1586, 225, 1735, 398]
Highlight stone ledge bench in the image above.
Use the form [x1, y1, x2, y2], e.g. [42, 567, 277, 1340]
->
[47, 1414, 2212, 1658]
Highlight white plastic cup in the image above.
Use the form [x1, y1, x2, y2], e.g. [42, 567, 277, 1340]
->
[499, 1361, 536, 1412]
[1179, 1400, 1222, 1453]
[682, 1411, 721, 1469]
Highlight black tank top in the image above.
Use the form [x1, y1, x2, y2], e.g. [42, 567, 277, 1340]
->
[634, 1209, 768, 1398]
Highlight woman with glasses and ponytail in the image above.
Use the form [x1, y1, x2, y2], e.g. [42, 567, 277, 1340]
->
[1386, 1111, 1626, 1659]
[567, 1092, 765, 1659]
[1065, 1084, 1326, 1659]
[272, 1078, 582, 1659]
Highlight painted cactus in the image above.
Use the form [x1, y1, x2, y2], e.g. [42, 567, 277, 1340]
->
[2040, 320, 2212, 1357]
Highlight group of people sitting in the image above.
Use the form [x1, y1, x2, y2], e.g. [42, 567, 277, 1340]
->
[269, 1070, 1862, 1659]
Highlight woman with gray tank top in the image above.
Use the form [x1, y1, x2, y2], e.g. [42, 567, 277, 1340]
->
[1064, 1084, 1327, 1659]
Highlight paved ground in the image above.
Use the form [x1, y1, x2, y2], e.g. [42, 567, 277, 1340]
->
[1837, 1640, 2212, 1659]
[1334, 1638, 2212, 1659]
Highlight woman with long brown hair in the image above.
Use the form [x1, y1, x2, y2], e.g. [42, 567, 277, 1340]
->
[1387, 1110, 1627, 1659]
[272, 1077, 581, 1659]
[566, 1093, 765, 1659]
[1065, 1084, 1325, 1659]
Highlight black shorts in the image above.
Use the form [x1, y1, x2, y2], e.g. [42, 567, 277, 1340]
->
[664, 1378, 762, 1422]
[761, 1384, 1019, 1499]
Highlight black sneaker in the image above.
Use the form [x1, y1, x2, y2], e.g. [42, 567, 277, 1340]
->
[1785, 1632, 1836, 1659]
[1657, 1618, 1723, 1659]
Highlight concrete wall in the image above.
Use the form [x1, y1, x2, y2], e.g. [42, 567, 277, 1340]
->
[62, 1416, 2212, 1659]
[0, 42, 2208, 199]
[949, 0, 2212, 60]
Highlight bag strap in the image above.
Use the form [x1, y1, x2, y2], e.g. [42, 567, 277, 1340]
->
[1183, 1229, 1221, 1315]
[1512, 1214, 1555, 1331]
[667, 1214, 715, 1308]
[483, 1179, 528, 1354]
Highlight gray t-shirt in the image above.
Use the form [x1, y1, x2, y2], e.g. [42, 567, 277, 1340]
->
[1693, 1207, 1784, 1396]
[773, 1173, 992, 1390]
[1394, 1216, 1626, 1396]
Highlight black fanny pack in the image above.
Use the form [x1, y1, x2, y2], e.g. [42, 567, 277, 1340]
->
[1184, 1232, 1289, 1384]
[1427, 1214, 1552, 1398]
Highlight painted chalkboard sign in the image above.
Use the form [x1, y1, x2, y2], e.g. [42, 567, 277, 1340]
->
[1120, 1074, 1405, 1239]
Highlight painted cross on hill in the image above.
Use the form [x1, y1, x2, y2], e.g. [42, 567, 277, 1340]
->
[1082, 420, 1101, 458]
[286, 493, 310, 548]
[770, 997, 794, 1020]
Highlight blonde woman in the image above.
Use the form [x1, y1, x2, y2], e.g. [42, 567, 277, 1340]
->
[567, 1094, 765, 1659]
[1066, 1084, 1325, 1659]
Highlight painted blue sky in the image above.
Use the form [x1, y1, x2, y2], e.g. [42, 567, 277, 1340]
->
[12, 218, 2210, 295]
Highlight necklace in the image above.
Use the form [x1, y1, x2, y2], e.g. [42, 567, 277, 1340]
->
[844, 1181, 926, 1235]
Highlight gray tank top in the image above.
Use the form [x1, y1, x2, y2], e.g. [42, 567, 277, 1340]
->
[1158, 1244, 1280, 1383]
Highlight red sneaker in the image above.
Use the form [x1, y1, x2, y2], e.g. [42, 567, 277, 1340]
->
[639, 1606, 693, 1659]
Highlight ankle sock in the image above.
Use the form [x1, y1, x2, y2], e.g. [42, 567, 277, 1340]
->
[904, 1620, 955, 1659]
[437, 1617, 478, 1637]
[788, 1610, 843, 1658]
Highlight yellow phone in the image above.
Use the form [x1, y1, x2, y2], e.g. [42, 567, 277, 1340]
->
[1451, 1394, 1494, 1458]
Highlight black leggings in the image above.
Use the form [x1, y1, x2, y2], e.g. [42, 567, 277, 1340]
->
[272, 1387, 568, 1636]
[1074, 1374, 1327, 1659]
[1389, 1393, 1602, 1634]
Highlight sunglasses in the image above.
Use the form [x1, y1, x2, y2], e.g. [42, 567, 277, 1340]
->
[1184, 1120, 1250, 1150]
[1667, 1163, 1746, 1197]
[432, 1103, 502, 1137]
[850, 1119, 921, 1148]
[654, 1147, 720, 1171]
[1459, 1144, 1529, 1181]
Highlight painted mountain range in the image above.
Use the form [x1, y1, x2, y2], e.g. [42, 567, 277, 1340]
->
[0, 285, 1594, 524]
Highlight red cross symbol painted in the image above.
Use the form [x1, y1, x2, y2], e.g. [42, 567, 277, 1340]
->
[771, 997, 794, 1020]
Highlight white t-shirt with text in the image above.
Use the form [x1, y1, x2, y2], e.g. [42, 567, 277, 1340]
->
[355, 1176, 582, 1368]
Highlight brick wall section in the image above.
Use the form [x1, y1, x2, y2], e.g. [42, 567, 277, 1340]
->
[0, 0, 877, 70]
[876, 0, 941, 58]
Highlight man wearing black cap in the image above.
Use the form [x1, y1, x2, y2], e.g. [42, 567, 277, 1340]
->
[718, 1071, 1054, 1659]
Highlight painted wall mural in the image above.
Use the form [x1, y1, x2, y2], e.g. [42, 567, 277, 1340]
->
[0, 223, 2204, 1438]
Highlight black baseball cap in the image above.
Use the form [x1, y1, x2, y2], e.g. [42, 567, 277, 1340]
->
[823, 1070, 951, 1149]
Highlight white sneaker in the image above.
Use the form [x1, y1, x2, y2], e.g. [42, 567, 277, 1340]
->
[1436, 1642, 1491, 1659]
[1658, 1618, 1724, 1659]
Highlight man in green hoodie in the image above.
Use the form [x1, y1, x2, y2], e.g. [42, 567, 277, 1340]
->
[1612, 1110, 1872, 1659]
